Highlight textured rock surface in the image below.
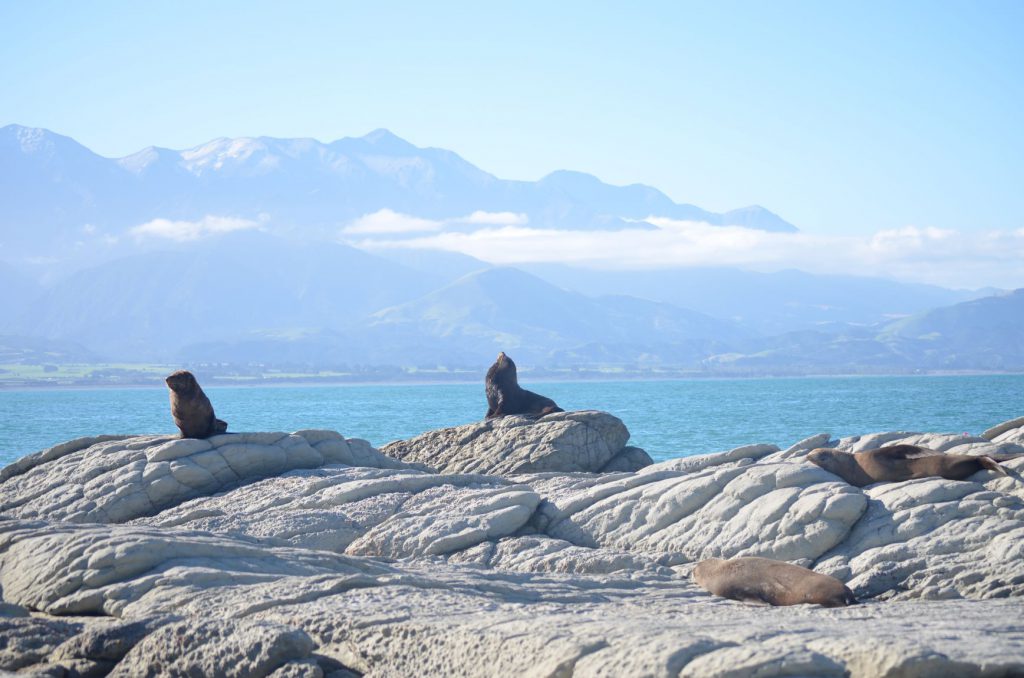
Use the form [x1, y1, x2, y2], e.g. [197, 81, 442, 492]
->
[0, 520, 1021, 677]
[380, 410, 653, 475]
[1, 416, 1023, 675]
[134, 465, 540, 559]
[0, 430, 411, 524]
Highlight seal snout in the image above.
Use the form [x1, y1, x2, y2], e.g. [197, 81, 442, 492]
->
[806, 448, 831, 466]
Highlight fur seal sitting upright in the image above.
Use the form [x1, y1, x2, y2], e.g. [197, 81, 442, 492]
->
[693, 556, 857, 607]
[807, 444, 1008, 487]
[485, 352, 563, 420]
[165, 370, 228, 439]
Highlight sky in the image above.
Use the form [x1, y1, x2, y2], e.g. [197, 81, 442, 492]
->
[2, 0, 1022, 240]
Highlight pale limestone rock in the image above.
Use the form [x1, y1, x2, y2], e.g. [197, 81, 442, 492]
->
[3, 419, 1024, 675]
[814, 474, 1024, 600]
[982, 415, 1024, 441]
[445, 535, 670, 575]
[134, 465, 539, 559]
[108, 618, 316, 678]
[0, 431, 412, 524]
[534, 456, 866, 567]
[0, 434, 133, 482]
[0, 520, 1021, 676]
[0, 616, 83, 671]
[380, 410, 651, 474]
[641, 443, 778, 473]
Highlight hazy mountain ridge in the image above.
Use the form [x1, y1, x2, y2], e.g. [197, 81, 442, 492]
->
[2, 125, 1019, 378]
[0, 124, 797, 270]
[1, 231, 1018, 375]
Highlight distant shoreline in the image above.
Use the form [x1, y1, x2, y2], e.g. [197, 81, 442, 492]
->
[2, 369, 1023, 393]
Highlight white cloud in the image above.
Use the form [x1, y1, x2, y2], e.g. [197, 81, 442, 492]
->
[456, 210, 529, 226]
[342, 209, 443, 235]
[342, 209, 529, 235]
[130, 215, 260, 241]
[353, 217, 1024, 290]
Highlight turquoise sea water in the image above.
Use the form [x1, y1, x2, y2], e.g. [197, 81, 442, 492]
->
[1, 375, 1022, 465]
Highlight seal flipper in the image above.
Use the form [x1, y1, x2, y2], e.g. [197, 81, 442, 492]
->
[990, 451, 1024, 462]
[978, 456, 1008, 476]
[212, 418, 228, 435]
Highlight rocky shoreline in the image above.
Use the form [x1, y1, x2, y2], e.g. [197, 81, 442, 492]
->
[1, 410, 1023, 676]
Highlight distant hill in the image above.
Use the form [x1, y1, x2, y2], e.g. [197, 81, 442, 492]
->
[0, 263, 41, 319]
[880, 289, 1024, 370]
[9, 232, 442, 361]
[179, 267, 752, 367]
[356, 267, 751, 365]
[707, 289, 1024, 373]
[517, 264, 987, 334]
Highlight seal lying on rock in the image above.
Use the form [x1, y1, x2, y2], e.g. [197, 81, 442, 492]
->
[693, 557, 857, 607]
[485, 352, 563, 420]
[165, 370, 228, 439]
[807, 444, 1008, 487]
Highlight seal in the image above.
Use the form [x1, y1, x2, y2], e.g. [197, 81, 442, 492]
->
[692, 556, 857, 607]
[485, 352, 564, 420]
[807, 444, 1008, 487]
[165, 370, 228, 439]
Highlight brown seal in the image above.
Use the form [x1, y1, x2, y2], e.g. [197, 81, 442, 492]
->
[693, 556, 857, 607]
[165, 370, 228, 439]
[807, 444, 1008, 487]
[485, 352, 563, 419]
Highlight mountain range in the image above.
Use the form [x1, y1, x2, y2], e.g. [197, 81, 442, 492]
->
[0, 123, 795, 272]
[0, 124, 1020, 377]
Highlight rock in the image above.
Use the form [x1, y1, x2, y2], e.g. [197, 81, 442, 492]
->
[380, 410, 649, 475]
[445, 535, 670, 575]
[0, 616, 83, 671]
[814, 476, 1024, 600]
[532, 449, 866, 566]
[642, 443, 778, 473]
[0, 431, 414, 524]
[133, 465, 540, 559]
[598, 445, 654, 473]
[0, 434, 133, 482]
[108, 619, 316, 678]
[51, 616, 175, 664]
[2, 419, 1024, 675]
[0, 520, 1021, 676]
[981, 415, 1024, 441]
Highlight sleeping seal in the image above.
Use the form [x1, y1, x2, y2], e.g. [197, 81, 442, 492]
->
[165, 370, 228, 439]
[485, 352, 563, 420]
[693, 556, 857, 607]
[807, 444, 1008, 487]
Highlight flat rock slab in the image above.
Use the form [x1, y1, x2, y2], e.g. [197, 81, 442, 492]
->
[380, 410, 653, 475]
[0, 520, 1021, 678]
[525, 438, 1024, 600]
[135, 465, 541, 559]
[0, 430, 411, 524]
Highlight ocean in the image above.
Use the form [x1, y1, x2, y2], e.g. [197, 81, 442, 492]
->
[1, 374, 1022, 465]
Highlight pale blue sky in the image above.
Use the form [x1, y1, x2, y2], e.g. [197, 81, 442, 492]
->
[2, 1, 1022, 234]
